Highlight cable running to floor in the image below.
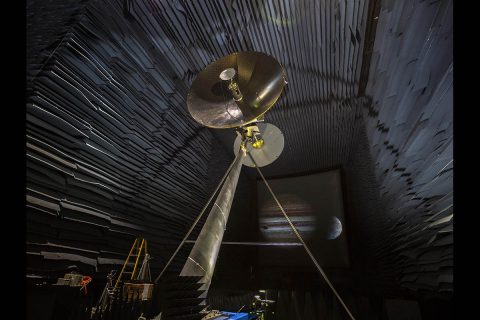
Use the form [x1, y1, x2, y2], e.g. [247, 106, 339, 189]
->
[247, 151, 357, 320]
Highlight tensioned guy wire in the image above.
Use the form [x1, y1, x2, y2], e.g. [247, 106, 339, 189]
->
[247, 151, 357, 320]
[155, 149, 243, 283]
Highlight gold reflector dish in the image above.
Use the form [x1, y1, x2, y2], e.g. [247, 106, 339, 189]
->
[187, 52, 287, 129]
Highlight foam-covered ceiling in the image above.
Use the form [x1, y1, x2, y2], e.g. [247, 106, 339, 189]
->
[26, 0, 452, 296]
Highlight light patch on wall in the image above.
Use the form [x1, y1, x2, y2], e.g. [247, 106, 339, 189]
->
[257, 169, 350, 268]
[326, 216, 343, 240]
[259, 194, 315, 242]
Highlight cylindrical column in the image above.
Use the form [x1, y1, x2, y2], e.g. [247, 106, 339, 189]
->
[180, 150, 244, 296]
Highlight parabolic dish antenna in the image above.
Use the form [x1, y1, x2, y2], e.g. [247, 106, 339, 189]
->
[187, 51, 287, 129]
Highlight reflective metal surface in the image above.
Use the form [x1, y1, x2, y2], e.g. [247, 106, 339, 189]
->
[187, 52, 287, 128]
[155, 152, 242, 283]
[179, 149, 244, 296]
[234, 123, 284, 167]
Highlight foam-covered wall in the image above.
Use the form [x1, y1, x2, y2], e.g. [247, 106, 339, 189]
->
[26, 0, 226, 277]
[361, 0, 453, 293]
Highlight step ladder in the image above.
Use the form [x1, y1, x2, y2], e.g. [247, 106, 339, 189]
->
[114, 238, 149, 289]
